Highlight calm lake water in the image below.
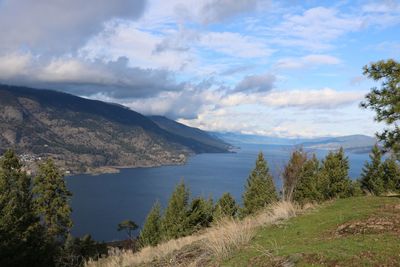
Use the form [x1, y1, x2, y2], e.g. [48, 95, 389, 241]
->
[66, 143, 370, 241]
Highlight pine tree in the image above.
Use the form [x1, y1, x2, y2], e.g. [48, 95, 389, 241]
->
[33, 158, 73, 242]
[242, 152, 278, 216]
[360, 145, 385, 195]
[293, 154, 322, 204]
[320, 148, 351, 199]
[213, 192, 238, 220]
[188, 196, 213, 231]
[382, 156, 400, 193]
[161, 181, 190, 240]
[117, 220, 138, 241]
[0, 150, 50, 266]
[282, 149, 307, 201]
[139, 201, 162, 247]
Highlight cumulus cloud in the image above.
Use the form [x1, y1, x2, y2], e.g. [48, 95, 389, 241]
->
[0, 0, 147, 54]
[0, 53, 182, 98]
[80, 22, 195, 71]
[234, 73, 276, 93]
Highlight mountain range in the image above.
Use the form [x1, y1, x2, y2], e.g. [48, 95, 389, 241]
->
[214, 132, 377, 153]
[0, 85, 230, 174]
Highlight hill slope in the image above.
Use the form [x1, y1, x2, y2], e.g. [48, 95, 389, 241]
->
[0, 85, 229, 174]
[149, 116, 231, 151]
[225, 196, 400, 266]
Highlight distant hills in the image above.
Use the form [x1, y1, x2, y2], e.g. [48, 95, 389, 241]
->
[300, 135, 378, 154]
[214, 132, 377, 153]
[0, 85, 229, 174]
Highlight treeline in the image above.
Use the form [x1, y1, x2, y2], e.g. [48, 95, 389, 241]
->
[0, 150, 106, 267]
[133, 146, 400, 249]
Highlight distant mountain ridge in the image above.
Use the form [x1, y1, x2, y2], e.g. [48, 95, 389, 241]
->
[214, 132, 376, 153]
[0, 85, 229, 174]
[300, 134, 377, 153]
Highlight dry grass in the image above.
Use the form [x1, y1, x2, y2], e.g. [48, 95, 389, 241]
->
[86, 201, 299, 267]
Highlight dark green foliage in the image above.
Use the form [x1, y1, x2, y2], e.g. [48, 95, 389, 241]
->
[188, 196, 213, 230]
[0, 150, 52, 267]
[282, 149, 308, 201]
[242, 152, 278, 216]
[57, 234, 107, 267]
[349, 180, 363, 197]
[33, 158, 73, 242]
[293, 154, 323, 204]
[139, 202, 162, 247]
[361, 59, 400, 158]
[117, 220, 138, 240]
[360, 145, 385, 195]
[213, 192, 238, 220]
[382, 156, 400, 192]
[320, 148, 351, 199]
[162, 181, 191, 240]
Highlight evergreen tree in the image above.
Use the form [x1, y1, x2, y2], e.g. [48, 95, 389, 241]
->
[117, 220, 138, 241]
[360, 145, 385, 195]
[33, 158, 73, 242]
[188, 196, 213, 231]
[242, 152, 278, 216]
[161, 181, 190, 240]
[382, 156, 400, 193]
[213, 192, 238, 220]
[320, 148, 351, 199]
[139, 201, 162, 247]
[0, 150, 50, 266]
[282, 149, 307, 201]
[361, 59, 400, 158]
[293, 154, 323, 204]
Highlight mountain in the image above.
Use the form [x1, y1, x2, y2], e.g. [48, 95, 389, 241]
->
[300, 134, 377, 153]
[215, 132, 377, 153]
[149, 116, 231, 151]
[213, 132, 325, 146]
[0, 85, 229, 174]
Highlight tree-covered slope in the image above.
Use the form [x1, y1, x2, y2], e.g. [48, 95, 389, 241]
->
[149, 115, 231, 151]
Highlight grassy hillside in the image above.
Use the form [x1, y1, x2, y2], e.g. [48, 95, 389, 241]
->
[87, 196, 400, 267]
[224, 196, 400, 266]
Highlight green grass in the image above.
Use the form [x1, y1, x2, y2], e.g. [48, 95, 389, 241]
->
[223, 196, 400, 266]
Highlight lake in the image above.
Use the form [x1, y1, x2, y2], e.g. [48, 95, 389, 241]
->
[66, 143, 370, 241]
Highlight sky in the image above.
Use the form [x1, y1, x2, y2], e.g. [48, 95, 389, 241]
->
[0, 0, 399, 138]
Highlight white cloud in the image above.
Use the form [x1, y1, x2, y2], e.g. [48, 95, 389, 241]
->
[221, 88, 364, 109]
[200, 32, 273, 58]
[276, 54, 341, 69]
[271, 7, 363, 50]
[80, 22, 194, 71]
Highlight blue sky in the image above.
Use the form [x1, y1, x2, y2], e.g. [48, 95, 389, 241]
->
[0, 0, 399, 138]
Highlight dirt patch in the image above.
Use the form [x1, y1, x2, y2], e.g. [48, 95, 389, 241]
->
[335, 204, 400, 237]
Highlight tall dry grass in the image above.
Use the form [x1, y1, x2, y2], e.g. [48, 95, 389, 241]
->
[87, 201, 298, 267]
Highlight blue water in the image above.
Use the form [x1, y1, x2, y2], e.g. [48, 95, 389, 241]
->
[66, 144, 370, 241]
